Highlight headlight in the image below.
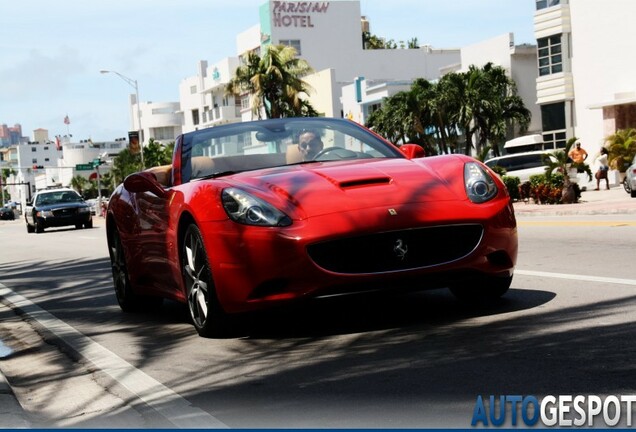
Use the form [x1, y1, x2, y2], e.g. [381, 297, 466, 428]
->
[464, 162, 498, 203]
[78, 207, 90, 213]
[37, 210, 54, 217]
[222, 188, 292, 227]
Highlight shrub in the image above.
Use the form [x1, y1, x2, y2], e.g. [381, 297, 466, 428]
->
[501, 175, 520, 201]
[525, 172, 580, 204]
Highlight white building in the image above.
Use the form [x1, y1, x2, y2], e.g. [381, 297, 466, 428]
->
[130, 99, 182, 144]
[341, 77, 413, 125]
[179, 0, 461, 133]
[2, 136, 127, 207]
[533, 0, 636, 186]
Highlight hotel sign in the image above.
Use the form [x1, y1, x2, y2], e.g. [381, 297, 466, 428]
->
[272, 1, 330, 28]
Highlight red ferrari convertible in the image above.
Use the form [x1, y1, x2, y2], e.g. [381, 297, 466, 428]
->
[106, 117, 517, 337]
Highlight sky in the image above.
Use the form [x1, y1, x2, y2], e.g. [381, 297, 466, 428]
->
[0, 0, 536, 143]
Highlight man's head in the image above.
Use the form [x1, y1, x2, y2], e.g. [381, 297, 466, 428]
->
[298, 130, 323, 161]
[575, 142, 581, 149]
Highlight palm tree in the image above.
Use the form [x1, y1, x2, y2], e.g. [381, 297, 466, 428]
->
[226, 45, 317, 119]
[70, 175, 89, 196]
[605, 128, 636, 172]
[111, 148, 142, 185]
[474, 63, 531, 157]
[143, 139, 174, 168]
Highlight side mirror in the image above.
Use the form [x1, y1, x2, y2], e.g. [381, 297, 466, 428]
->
[123, 171, 167, 198]
[400, 143, 426, 159]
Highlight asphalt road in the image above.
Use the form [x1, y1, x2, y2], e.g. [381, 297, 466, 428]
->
[1, 213, 635, 428]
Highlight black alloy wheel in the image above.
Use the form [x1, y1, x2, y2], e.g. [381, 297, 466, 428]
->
[182, 224, 228, 337]
[109, 228, 141, 311]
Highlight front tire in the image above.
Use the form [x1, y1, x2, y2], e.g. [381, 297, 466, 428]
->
[182, 224, 229, 337]
[35, 220, 44, 233]
[450, 274, 512, 302]
[109, 227, 141, 311]
[26, 222, 34, 233]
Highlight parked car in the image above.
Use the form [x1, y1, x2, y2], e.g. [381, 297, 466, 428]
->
[0, 206, 15, 220]
[484, 151, 549, 183]
[86, 199, 98, 215]
[25, 188, 93, 233]
[106, 117, 518, 337]
[624, 154, 636, 198]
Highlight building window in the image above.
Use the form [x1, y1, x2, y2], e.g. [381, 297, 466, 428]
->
[279, 39, 302, 55]
[153, 127, 175, 140]
[45, 158, 50, 162]
[32, 158, 37, 164]
[190, 85, 197, 94]
[536, 0, 560, 10]
[538, 35, 563, 76]
[31, 147, 37, 152]
[44, 146, 49, 150]
[241, 95, 250, 110]
[541, 102, 567, 149]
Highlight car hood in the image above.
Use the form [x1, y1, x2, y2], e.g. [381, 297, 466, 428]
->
[223, 158, 467, 219]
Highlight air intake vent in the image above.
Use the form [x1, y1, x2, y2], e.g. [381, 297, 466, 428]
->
[339, 176, 391, 189]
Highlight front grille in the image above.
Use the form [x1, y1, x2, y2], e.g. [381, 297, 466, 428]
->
[307, 224, 483, 274]
[52, 207, 79, 217]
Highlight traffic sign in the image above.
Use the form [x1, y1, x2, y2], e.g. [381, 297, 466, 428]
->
[76, 164, 93, 171]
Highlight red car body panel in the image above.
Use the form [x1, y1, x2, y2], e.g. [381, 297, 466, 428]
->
[107, 118, 517, 315]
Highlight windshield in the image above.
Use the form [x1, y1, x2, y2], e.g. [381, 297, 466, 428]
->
[181, 118, 403, 181]
[35, 191, 83, 206]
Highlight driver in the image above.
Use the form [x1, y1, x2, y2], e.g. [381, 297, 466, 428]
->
[298, 130, 324, 161]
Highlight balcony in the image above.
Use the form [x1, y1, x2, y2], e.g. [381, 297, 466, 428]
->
[534, 2, 571, 40]
[201, 106, 242, 126]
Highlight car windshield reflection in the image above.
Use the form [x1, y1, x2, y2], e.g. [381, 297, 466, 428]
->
[183, 118, 403, 181]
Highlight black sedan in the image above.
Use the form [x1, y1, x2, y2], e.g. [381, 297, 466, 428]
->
[25, 188, 93, 233]
[0, 207, 15, 220]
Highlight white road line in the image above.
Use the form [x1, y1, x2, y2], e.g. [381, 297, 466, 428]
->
[0, 283, 228, 429]
[516, 269, 636, 286]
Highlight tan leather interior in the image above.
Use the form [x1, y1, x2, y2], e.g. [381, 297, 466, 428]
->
[146, 165, 172, 187]
[286, 145, 303, 164]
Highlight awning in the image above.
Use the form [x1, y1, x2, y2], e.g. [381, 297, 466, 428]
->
[588, 92, 636, 109]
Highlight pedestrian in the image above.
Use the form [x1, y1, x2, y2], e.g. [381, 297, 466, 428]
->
[594, 147, 610, 190]
[568, 141, 588, 173]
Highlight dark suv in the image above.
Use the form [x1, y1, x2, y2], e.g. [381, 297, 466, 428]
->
[25, 188, 93, 233]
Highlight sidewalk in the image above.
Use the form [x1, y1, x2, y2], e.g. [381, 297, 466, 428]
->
[0, 362, 31, 428]
[512, 185, 636, 216]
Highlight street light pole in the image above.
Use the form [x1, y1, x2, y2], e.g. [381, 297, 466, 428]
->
[100, 70, 145, 168]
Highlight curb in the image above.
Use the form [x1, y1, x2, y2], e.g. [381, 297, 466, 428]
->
[0, 368, 30, 428]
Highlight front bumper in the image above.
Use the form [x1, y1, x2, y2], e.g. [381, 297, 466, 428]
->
[201, 198, 518, 313]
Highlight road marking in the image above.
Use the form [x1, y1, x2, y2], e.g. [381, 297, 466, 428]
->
[0, 283, 228, 429]
[523, 220, 636, 227]
[518, 220, 636, 227]
[516, 270, 636, 286]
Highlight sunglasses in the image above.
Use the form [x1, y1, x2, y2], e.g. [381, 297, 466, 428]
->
[299, 139, 322, 150]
